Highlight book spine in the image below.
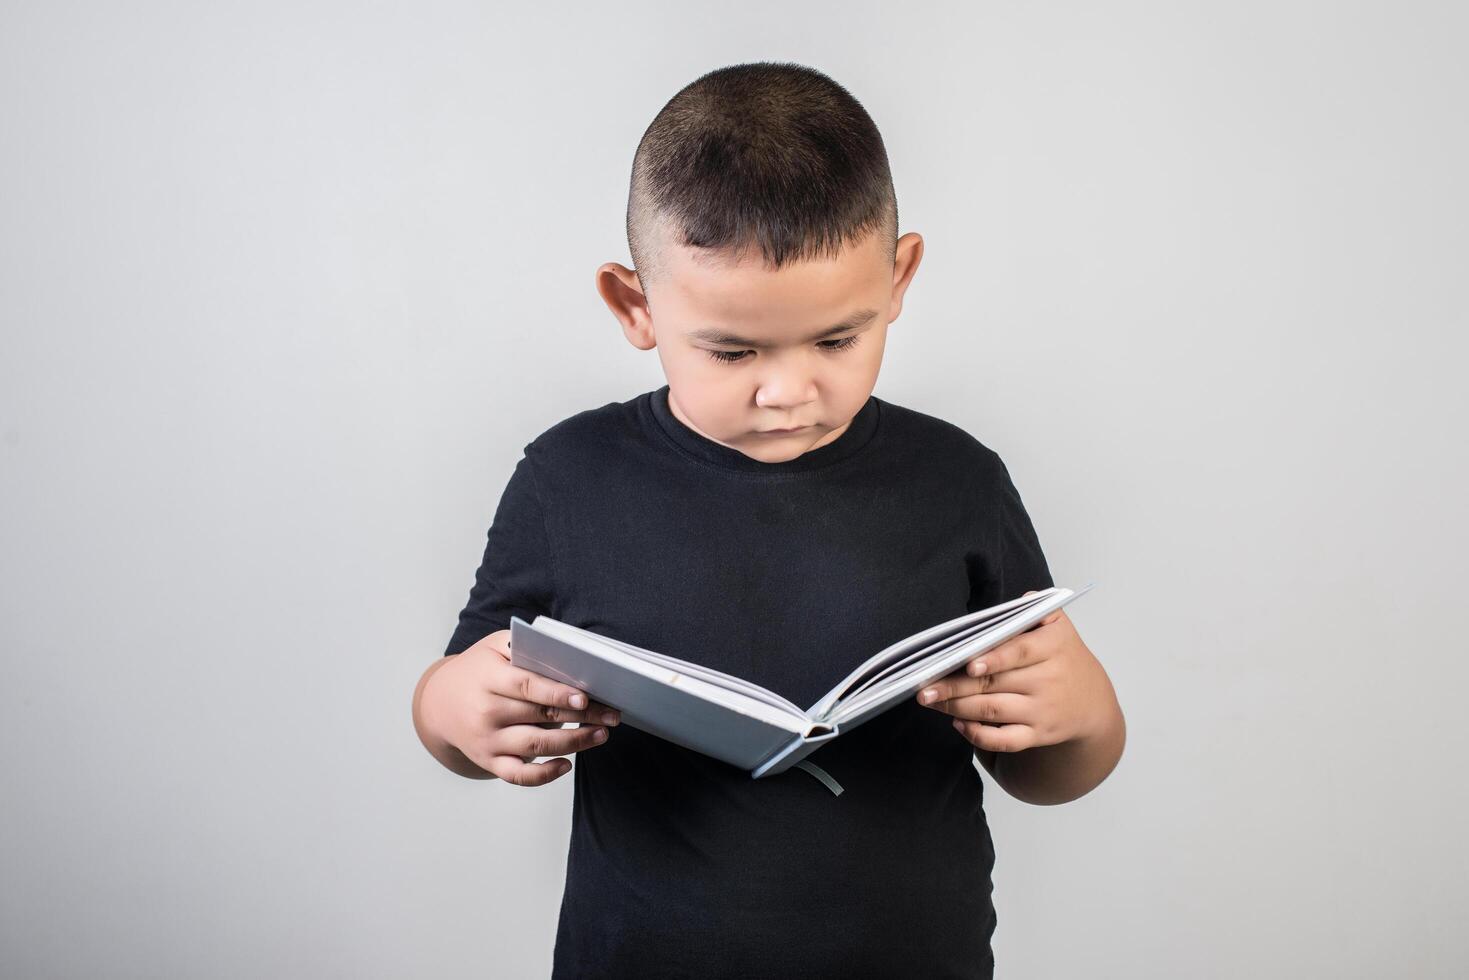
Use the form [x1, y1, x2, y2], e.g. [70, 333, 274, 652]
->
[750, 726, 840, 779]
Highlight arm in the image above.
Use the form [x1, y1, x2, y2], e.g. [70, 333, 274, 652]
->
[423, 448, 569, 782]
[413, 654, 497, 780]
[955, 452, 1126, 804]
[975, 689, 1125, 806]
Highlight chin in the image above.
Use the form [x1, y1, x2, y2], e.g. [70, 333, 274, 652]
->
[740, 442, 807, 463]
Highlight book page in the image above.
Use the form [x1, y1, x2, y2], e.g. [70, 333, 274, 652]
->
[832, 604, 1029, 705]
[806, 588, 1059, 718]
[590, 632, 807, 717]
[826, 584, 1093, 730]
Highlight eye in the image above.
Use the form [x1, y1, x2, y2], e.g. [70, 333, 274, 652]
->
[704, 335, 861, 366]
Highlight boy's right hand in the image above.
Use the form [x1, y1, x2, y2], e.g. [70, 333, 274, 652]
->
[419, 628, 620, 786]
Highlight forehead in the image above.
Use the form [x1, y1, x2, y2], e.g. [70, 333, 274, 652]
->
[656, 230, 890, 326]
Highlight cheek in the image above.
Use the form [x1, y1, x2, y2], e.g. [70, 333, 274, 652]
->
[833, 346, 882, 403]
[676, 374, 745, 433]
[665, 350, 731, 397]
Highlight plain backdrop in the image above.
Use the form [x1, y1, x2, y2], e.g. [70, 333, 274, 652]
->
[3, 2, 1466, 977]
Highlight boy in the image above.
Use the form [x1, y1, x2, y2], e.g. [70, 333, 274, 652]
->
[412, 61, 1125, 978]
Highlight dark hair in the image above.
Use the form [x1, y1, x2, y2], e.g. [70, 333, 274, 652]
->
[626, 61, 898, 291]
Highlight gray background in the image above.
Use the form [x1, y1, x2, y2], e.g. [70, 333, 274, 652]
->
[3, 1, 1466, 977]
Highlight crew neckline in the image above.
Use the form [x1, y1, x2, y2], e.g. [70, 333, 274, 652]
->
[644, 384, 882, 476]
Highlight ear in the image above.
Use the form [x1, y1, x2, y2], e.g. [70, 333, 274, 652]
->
[595, 262, 656, 350]
[886, 232, 924, 323]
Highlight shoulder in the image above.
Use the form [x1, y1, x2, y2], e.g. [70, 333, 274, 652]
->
[529, 393, 637, 445]
[872, 395, 1011, 482]
[517, 390, 647, 471]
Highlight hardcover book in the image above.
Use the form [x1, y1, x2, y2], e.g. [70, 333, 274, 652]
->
[509, 583, 1095, 782]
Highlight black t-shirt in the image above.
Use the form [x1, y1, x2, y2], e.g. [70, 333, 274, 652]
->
[445, 384, 1053, 979]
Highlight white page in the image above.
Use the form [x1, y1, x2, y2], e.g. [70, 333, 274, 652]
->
[827, 584, 1094, 729]
[806, 588, 1061, 718]
[587, 632, 807, 717]
[834, 603, 1031, 705]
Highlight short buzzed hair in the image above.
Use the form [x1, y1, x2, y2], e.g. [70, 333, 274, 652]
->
[626, 61, 899, 293]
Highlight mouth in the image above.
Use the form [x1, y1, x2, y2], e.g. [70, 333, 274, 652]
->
[758, 425, 810, 435]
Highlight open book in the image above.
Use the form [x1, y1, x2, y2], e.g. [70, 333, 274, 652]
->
[508, 583, 1095, 783]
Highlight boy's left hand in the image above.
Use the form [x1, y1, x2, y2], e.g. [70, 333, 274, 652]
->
[915, 594, 1114, 753]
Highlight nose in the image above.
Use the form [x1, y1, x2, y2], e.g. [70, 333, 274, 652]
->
[754, 367, 818, 412]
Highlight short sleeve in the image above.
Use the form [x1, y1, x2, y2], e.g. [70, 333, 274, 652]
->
[443, 451, 557, 656]
[966, 452, 1054, 612]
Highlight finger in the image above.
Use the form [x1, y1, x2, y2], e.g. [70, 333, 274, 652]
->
[918, 669, 995, 705]
[459, 740, 573, 785]
[493, 663, 593, 712]
[930, 691, 1031, 724]
[501, 722, 610, 760]
[921, 660, 1052, 705]
[965, 629, 1049, 678]
[493, 694, 622, 728]
[953, 719, 1037, 753]
[486, 755, 574, 787]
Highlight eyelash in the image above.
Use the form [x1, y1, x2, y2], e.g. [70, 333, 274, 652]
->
[705, 335, 861, 365]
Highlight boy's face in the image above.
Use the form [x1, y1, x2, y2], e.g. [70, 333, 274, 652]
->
[598, 227, 924, 463]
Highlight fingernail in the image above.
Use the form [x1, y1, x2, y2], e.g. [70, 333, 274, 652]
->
[953, 719, 964, 731]
[920, 688, 938, 704]
[592, 727, 607, 741]
[570, 693, 586, 709]
[970, 661, 987, 676]
[601, 711, 619, 726]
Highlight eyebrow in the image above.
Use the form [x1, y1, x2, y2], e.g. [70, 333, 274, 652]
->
[687, 308, 882, 348]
